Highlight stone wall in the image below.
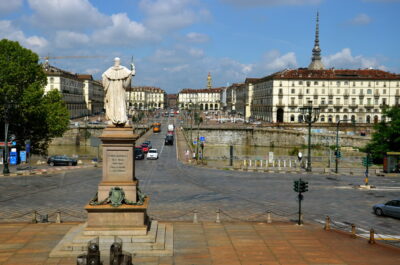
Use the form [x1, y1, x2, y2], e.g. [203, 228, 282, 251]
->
[51, 124, 150, 146]
[186, 127, 370, 148]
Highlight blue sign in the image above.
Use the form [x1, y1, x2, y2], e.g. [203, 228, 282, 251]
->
[10, 151, 17, 165]
[12, 141, 16, 146]
[20, 151, 27, 162]
[193, 141, 197, 145]
[200, 136, 205, 142]
[26, 143, 31, 153]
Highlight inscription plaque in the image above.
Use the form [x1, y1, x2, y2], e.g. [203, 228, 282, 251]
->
[107, 150, 129, 177]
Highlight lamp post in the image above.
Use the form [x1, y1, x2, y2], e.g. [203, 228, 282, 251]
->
[299, 101, 320, 172]
[335, 119, 355, 173]
[2, 98, 14, 175]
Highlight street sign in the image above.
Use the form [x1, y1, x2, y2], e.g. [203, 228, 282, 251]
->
[9, 151, 17, 165]
[362, 157, 373, 166]
[193, 141, 197, 145]
[199, 136, 205, 142]
[20, 151, 27, 162]
[26, 143, 31, 153]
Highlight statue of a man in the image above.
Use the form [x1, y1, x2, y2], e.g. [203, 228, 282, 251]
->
[102, 57, 135, 126]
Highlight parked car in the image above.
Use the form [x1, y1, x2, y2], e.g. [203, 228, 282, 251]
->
[135, 147, 145, 160]
[165, 134, 174, 145]
[147, 149, 159, 160]
[373, 199, 400, 218]
[47, 155, 77, 166]
[141, 143, 149, 153]
[143, 140, 152, 149]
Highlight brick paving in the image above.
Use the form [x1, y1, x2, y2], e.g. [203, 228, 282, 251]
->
[0, 221, 399, 265]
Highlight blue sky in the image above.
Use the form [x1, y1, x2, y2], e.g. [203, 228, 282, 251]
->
[1, 0, 399, 93]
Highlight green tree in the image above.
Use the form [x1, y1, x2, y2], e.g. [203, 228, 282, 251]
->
[364, 106, 400, 163]
[0, 39, 69, 155]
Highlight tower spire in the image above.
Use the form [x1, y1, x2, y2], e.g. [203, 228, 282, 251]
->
[207, 72, 212, 89]
[308, 12, 325, 70]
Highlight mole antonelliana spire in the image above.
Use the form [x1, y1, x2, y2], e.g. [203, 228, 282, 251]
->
[308, 12, 325, 70]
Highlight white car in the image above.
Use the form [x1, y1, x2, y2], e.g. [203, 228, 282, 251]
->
[146, 149, 159, 160]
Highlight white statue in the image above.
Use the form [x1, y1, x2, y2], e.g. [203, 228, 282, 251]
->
[102, 57, 135, 126]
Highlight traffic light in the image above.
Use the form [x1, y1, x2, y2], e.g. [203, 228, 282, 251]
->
[300, 180, 309, 193]
[293, 180, 299, 192]
[335, 150, 342, 158]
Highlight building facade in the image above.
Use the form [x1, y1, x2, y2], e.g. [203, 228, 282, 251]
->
[77, 75, 104, 115]
[126, 86, 166, 111]
[251, 69, 400, 123]
[43, 64, 89, 119]
[167, 94, 177, 109]
[178, 88, 223, 111]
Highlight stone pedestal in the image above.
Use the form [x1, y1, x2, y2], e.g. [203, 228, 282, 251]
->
[50, 125, 173, 258]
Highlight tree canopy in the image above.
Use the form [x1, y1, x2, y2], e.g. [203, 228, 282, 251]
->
[364, 106, 400, 163]
[0, 39, 69, 155]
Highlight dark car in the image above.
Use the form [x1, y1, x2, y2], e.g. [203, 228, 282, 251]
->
[143, 141, 152, 149]
[47, 155, 77, 166]
[373, 199, 400, 218]
[135, 147, 145, 160]
[165, 134, 174, 145]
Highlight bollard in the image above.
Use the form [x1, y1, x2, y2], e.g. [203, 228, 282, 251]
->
[249, 160, 252, 167]
[278, 160, 281, 169]
[243, 160, 246, 167]
[260, 160, 263, 167]
[193, 210, 198, 224]
[266, 211, 272, 224]
[299, 213, 303, 225]
[369, 228, 375, 244]
[289, 160, 292, 168]
[351, 224, 356, 238]
[283, 160, 286, 168]
[216, 209, 221, 223]
[265, 160, 268, 168]
[324, 216, 330, 230]
[32, 211, 37, 224]
[56, 211, 62, 223]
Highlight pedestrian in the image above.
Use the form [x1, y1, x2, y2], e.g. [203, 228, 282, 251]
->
[297, 151, 303, 162]
[185, 149, 189, 161]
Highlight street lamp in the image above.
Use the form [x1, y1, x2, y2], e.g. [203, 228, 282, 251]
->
[299, 101, 320, 172]
[335, 119, 355, 173]
[3, 98, 15, 174]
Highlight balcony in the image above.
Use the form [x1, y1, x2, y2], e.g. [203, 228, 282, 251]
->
[349, 104, 358, 108]
[343, 92, 350, 98]
[276, 102, 285, 107]
[288, 103, 298, 107]
[359, 92, 365, 97]
[364, 104, 374, 109]
[374, 91, 380, 97]
[380, 104, 389, 109]
[334, 104, 343, 109]
[319, 103, 328, 108]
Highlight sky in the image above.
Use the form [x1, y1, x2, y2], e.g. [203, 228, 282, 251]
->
[1, 0, 399, 93]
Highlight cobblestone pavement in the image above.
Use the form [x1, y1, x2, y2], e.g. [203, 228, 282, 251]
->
[0, 117, 399, 245]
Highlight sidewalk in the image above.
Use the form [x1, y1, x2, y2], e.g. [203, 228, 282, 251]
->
[0, 221, 398, 264]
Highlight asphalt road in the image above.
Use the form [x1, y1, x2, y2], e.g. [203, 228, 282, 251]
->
[0, 117, 399, 243]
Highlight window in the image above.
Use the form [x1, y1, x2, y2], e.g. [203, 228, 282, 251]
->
[314, 81, 318, 85]
[290, 115, 295, 122]
[306, 89, 310, 93]
[337, 88, 340, 94]
[367, 89, 372, 94]
[320, 115, 325, 122]
[307, 81, 311, 87]
[383, 89, 387, 94]
[353, 82, 356, 87]
[291, 89, 295, 94]
[299, 81, 303, 85]
[50, 77, 54, 83]
[344, 81, 349, 85]
[322, 89, 325, 94]
[336, 81, 341, 86]
[352, 89, 356, 94]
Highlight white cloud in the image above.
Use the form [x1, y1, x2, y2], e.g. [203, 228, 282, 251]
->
[220, 0, 321, 7]
[0, 20, 48, 53]
[92, 13, 159, 46]
[0, 0, 23, 14]
[258, 50, 298, 72]
[55, 31, 90, 49]
[139, 0, 210, 32]
[323, 48, 387, 70]
[84, 68, 102, 75]
[163, 64, 189, 73]
[27, 0, 109, 30]
[186, 32, 210, 43]
[349, 14, 372, 25]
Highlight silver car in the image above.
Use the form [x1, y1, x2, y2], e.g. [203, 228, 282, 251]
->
[373, 199, 400, 218]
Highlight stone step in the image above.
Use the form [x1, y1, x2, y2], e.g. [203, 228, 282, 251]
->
[49, 221, 173, 258]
